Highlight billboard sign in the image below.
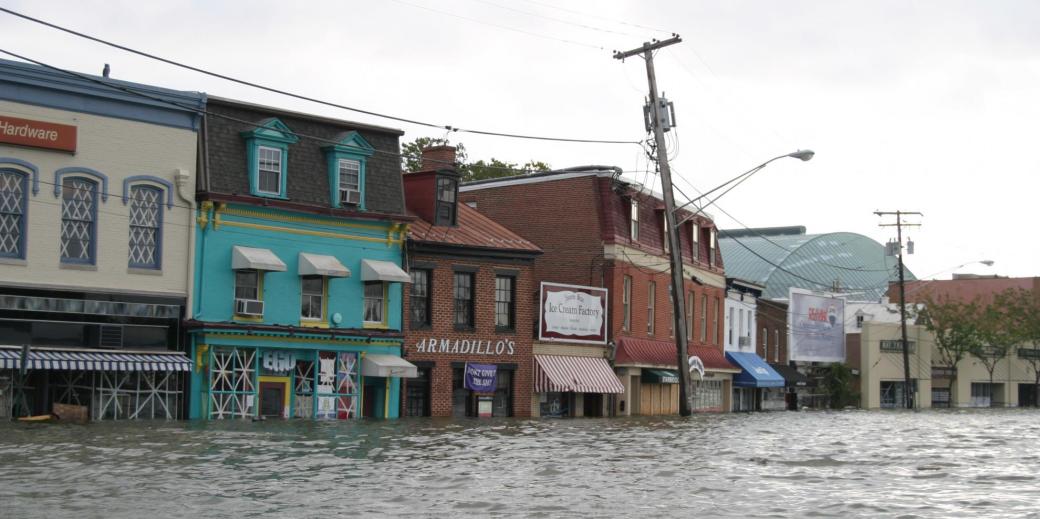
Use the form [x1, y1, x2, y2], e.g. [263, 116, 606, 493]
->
[539, 282, 608, 344]
[788, 289, 845, 363]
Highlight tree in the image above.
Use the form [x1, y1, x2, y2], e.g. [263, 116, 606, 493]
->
[400, 137, 550, 182]
[972, 291, 1019, 406]
[821, 363, 859, 409]
[918, 296, 984, 405]
[1000, 288, 1040, 406]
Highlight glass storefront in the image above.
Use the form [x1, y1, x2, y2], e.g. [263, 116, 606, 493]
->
[451, 365, 513, 417]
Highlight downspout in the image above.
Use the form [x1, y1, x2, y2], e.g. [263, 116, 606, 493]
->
[175, 168, 197, 318]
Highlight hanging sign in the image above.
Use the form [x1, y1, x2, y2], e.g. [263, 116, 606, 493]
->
[464, 362, 498, 392]
[539, 282, 608, 344]
[0, 114, 77, 152]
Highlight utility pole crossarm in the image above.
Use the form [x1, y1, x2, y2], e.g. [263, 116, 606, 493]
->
[613, 35, 682, 60]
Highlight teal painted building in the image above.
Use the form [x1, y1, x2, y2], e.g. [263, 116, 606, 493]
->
[187, 97, 415, 420]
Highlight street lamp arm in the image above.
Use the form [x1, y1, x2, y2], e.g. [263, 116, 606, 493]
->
[672, 150, 813, 227]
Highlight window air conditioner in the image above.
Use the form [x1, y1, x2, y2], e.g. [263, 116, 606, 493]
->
[340, 189, 361, 205]
[738, 336, 751, 348]
[235, 298, 264, 316]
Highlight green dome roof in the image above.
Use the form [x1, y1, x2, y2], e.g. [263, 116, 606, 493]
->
[718, 231, 915, 301]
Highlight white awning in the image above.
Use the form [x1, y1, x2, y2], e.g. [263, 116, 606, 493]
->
[360, 259, 411, 283]
[232, 246, 286, 271]
[298, 253, 350, 277]
[362, 354, 418, 378]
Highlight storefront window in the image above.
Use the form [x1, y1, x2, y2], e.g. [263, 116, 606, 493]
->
[405, 367, 431, 417]
[208, 347, 257, 419]
[316, 351, 359, 419]
[691, 379, 723, 411]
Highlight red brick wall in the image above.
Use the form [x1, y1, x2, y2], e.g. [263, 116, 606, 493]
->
[758, 300, 789, 363]
[403, 252, 535, 417]
[605, 260, 726, 350]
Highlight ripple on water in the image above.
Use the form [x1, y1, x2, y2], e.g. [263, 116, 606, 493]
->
[1, 409, 1040, 517]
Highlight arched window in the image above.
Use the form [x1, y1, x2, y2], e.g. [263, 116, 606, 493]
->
[0, 169, 28, 258]
[60, 177, 98, 264]
[128, 185, 162, 269]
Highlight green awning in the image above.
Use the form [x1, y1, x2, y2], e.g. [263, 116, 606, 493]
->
[641, 369, 679, 384]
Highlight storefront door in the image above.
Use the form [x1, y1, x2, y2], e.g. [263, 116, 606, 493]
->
[259, 380, 288, 418]
[405, 367, 431, 417]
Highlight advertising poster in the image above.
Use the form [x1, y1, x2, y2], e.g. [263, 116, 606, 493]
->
[788, 289, 846, 363]
[538, 282, 608, 344]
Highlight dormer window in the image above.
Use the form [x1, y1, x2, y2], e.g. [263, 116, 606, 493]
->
[630, 199, 639, 241]
[708, 228, 716, 268]
[691, 223, 700, 261]
[662, 215, 670, 253]
[323, 131, 374, 209]
[241, 118, 298, 199]
[436, 176, 457, 226]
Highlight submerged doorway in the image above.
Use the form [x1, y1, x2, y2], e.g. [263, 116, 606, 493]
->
[258, 378, 289, 418]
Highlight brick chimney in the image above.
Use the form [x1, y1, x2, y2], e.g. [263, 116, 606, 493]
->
[421, 145, 457, 171]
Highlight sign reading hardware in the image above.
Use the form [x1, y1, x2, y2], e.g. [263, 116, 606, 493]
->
[539, 282, 608, 344]
[0, 115, 77, 152]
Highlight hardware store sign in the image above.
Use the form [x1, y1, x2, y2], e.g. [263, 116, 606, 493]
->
[0, 115, 77, 152]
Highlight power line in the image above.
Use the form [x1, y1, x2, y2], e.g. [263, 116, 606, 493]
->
[518, 0, 674, 36]
[467, 0, 649, 39]
[0, 6, 642, 146]
[0, 49, 651, 185]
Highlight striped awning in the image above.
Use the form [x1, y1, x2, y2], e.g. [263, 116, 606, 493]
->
[534, 355, 624, 394]
[0, 348, 192, 372]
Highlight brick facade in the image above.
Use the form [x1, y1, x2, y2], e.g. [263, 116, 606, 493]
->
[402, 253, 535, 417]
[758, 299, 790, 364]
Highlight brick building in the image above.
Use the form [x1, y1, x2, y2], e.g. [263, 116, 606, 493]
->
[460, 166, 735, 415]
[402, 147, 541, 417]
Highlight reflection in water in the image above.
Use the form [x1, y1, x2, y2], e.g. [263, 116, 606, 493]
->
[1, 409, 1039, 517]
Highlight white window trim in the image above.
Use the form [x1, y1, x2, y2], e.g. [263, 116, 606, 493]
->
[256, 145, 283, 196]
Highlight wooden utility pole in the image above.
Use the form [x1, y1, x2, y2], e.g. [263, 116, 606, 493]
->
[615, 36, 696, 416]
[876, 210, 922, 410]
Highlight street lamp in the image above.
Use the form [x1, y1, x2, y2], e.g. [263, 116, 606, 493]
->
[674, 150, 815, 226]
[663, 149, 813, 416]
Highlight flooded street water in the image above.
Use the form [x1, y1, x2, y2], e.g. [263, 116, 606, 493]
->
[2, 409, 1039, 518]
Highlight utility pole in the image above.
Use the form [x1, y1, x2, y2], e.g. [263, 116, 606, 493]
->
[876, 210, 922, 410]
[615, 35, 696, 416]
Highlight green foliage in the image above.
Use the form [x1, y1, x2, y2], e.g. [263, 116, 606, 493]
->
[400, 137, 550, 182]
[918, 296, 984, 373]
[821, 363, 859, 409]
[972, 290, 1021, 381]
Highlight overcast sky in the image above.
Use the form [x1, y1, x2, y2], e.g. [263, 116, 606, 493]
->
[3, 1, 1036, 281]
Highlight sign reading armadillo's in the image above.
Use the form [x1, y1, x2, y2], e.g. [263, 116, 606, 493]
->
[539, 282, 608, 345]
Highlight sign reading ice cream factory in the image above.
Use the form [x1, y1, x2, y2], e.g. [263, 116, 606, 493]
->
[538, 282, 608, 345]
[0, 114, 77, 152]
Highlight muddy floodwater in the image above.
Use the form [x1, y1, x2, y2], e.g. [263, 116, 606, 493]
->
[1, 409, 1039, 518]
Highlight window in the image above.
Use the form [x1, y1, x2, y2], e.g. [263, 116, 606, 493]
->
[686, 291, 694, 341]
[324, 131, 374, 208]
[243, 118, 297, 198]
[775, 329, 780, 360]
[301, 275, 325, 321]
[762, 327, 768, 358]
[363, 282, 386, 325]
[257, 146, 282, 195]
[856, 314, 864, 328]
[622, 275, 632, 332]
[60, 177, 97, 264]
[691, 224, 699, 261]
[128, 185, 162, 269]
[453, 272, 474, 328]
[495, 275, 516, 330]
[0, 170, 27, 259]
[712, 297, 720, 345]
[970, 383, 993, 407]
[630, 199, 639, 241]
[235, 270, 260, 300]
[774, 336, 779, 362]
[700, 294, 708, 342]
[338, 159, 361, 204]
[728, 307, 735, 345]
[662, 215, 670, 253]
[881, 381, 910, 409]
[647, 281, 655, 335]
[436, 177, 458, 226]
[708, 229, 716, 268]
[410, 269, 431, 327]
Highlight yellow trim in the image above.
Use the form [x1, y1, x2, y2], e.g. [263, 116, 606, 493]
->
[199, 332, 400, 347]
[258, 375, 291, 413]
[233, 269, 265, 323]
[197, 201, 213, 229]
[383, 376, 390, 418]
[221, 205, 394, 233]
[195, 344, 209, 372]
[299, 321, 330, 329]
[222, 220, 403, 245]
[213, 203, 226, 229]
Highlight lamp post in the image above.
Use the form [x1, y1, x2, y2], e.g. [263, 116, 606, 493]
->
[664, 150, 813, 415]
